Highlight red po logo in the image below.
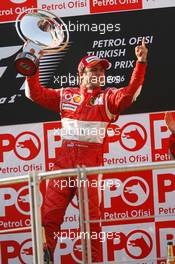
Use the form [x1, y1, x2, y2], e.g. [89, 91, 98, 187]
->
[0, 238, 32, 264]
[0, 132, 41, 162]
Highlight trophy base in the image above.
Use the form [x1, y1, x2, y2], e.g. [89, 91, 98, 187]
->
[15, 52, 39, 76]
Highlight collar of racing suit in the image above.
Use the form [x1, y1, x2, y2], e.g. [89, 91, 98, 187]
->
[79, 84, 102, 95]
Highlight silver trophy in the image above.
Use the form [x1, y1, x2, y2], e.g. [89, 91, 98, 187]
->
[15, 9, 69, 76]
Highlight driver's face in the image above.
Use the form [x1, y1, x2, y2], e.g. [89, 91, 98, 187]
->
[81, 63, 105, 89]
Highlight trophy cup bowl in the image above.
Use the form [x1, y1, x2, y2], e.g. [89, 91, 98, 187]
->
[15, 8, 69, 76]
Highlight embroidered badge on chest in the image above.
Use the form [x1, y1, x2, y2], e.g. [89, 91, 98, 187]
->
[63, 93, 83, 105]
[73, 95, 81, 104]
[62, 104, 77, 111]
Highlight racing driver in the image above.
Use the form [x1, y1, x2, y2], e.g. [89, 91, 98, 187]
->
[25, 38, 148, 263]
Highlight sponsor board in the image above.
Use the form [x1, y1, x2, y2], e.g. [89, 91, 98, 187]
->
[38, 0, 90, 17]
[143, 0, 175, 9]
[0, 0, 37, 23]
[101, 170, 154, 225]
[103, 113, 152, 166]
[0, 112, 174, 262]
[150, 112, 171, 162]
[0, 123, 44, 177]
[0, 231, 32, 264]
[0, 182, 45, 231]
[153, 168, 175, 222]
[1, 223, 175, 263]
[90, 0, 143, 14]
[0, 183, 31, 231]
[43, 121, 62, 171]
[102, 223, 156, 262]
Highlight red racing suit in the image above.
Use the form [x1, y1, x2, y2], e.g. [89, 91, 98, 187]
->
[26, 61, 147, 262]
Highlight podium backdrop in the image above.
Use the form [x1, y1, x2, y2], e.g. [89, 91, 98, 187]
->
[0, 1, 175, 263]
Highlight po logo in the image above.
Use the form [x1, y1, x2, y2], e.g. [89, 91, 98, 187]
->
[56, 237, 83, 263]
[0, 131, 41, 162]
[125, 230, 152, 259]
[122, 177, 149, 206]
[15, 185, 30, 215]
[0, 186, 30, 216]
[0, 238, 33, 264]
[104, 122, 147, 153]
[19, 239, 33, 264]
[120, 122, 147, 151]
[0, 185, 43, 216]
[15, 132, 41, 160]
[104, 177, 150, 208]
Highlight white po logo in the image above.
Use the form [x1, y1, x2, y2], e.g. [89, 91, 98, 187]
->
[104, 176, 150, 208]
[0, 186, 43, 216]
[56, 237, 82, 263]
[19, 239, 33, 264]
[122, 176, 149, 206]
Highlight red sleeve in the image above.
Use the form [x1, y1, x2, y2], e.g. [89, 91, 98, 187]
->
[26, 69, 61, 113]
[107, 61, 147, 114]
[169, 134, 175, 158]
